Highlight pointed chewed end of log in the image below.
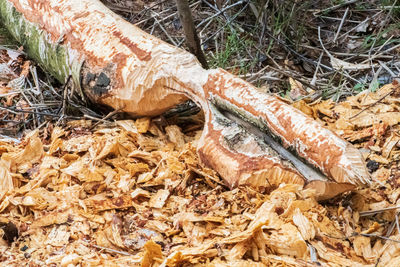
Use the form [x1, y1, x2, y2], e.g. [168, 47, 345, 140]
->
[197, 105, 365, 200]
[197, 127, 357, 200]
[202, 69, 371, 189]
[329, 144, 371, 186]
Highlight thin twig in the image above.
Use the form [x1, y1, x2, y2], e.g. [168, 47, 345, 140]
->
[317, 27, 363, 83]
[197, 1, 245, 29]
[349, 87, 393, 120]
[151, 11, 178, 46]
[91, 244, 133, 256]
[360, 233, 400, 244]
[337, 11, 383, 40]
[29, 66, 41, 96]
[360, 43, 400, 64]
[311, 54, 323, 86]
[0, 106, 81, 119]
[268, 66, 319, 91]
[83, 114, 110, 122]
[201, 1, 250, 45]
[130, 0, 169, 21]
[135, 1, 200, 27]
[373, 35, 394, 56]
[379, 61, 397, 78]
[360, 204, 400, 217]
[299, 44, 394, 59]
[57, 75, 71, 116]
[90, 108, 123, 129]
[313, 0, 358, 15]
[333, 7, 349, 43]
[386, 220, 396, 237]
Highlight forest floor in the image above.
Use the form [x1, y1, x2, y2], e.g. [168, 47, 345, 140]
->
[0, 0, 400, 266]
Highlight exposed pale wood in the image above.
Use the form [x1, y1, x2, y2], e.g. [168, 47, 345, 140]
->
[0, 0, 371, 199]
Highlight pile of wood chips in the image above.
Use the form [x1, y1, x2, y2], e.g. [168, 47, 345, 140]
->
[1, 78, 400, 266]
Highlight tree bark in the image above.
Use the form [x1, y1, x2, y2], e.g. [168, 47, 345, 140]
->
[0, 0, 371, 199]
[175, 0, 208, 69]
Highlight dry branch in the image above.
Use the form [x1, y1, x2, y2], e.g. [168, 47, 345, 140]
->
[0, 0, 371, 199]
[175, 0, 208, 69]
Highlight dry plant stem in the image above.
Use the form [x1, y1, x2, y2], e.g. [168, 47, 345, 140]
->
[360, 205, 400, 217]
[135, 1, 200, 27]
[266, 29, 360, 84]
[91, 244, 133, 256]
[90, 108, 123, 130]
[0, 106, 81, 119]
[379, 61, 397, 78]
[337, 11, 383, 41]
[0, 0, 371, 198]
[151, 13, 178, 46]
[349, 89, 393, 120]
[299, 44, 394, 59]
[196, 0, 245, 29]
[200, 2, 250, 45]
[360, 233, 400, 244]
[360, 43, 400, 64]
[311, 54, 323, 86]
[57, 75, 71, 116]
[175, 0, 208, 69]
[312, 0, 358, 16]
[333, 7, 349, 43]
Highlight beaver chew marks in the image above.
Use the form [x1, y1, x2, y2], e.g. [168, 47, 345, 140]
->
[0, 0, 371, 200]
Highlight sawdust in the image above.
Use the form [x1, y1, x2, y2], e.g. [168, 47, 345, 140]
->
[2, 52, 400, 266]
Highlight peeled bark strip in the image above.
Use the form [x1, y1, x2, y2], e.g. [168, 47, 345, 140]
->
[0, 0, 371, 198]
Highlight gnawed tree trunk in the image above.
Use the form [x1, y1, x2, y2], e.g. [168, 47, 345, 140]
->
[0, 0, 371, 199]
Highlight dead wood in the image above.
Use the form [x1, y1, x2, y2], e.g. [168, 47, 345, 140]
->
[0, 0, 371, 199]
[175, 0, 209, 69]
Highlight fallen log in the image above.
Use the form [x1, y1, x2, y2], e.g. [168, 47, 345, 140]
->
[0, 0, 371, 199]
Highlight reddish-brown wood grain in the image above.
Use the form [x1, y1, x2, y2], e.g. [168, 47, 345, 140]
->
[1, 0, 371, 198]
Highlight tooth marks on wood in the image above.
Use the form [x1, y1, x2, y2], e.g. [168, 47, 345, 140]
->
[0, 0, 371, 199]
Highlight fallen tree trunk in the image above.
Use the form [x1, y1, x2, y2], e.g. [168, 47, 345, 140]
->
[0, 0, 371, 199]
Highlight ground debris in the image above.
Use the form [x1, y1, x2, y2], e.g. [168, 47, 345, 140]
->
[2, 0, 400, 262]
[1, 83, 400, 265]
[0, 108, 384, 266]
